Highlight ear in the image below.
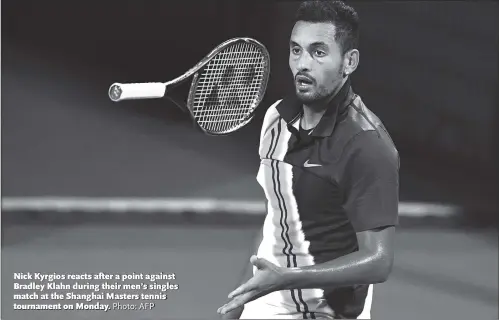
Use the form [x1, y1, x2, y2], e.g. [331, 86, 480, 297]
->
[343, 49, 360, 77]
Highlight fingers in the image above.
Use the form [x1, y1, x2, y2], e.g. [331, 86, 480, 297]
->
[228, 282, 253, 299]
[218, 291, 255, 315]
[228, 276, 260, 299]
[250, 255, 259, 264]
[250, 255, 264, 269]
[219, 305, 244, 319]
[250, 256, 273, 270]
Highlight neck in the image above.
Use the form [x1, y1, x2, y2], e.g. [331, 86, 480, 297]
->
[301, 107, 327, 130]
[301, 77, 348, 130]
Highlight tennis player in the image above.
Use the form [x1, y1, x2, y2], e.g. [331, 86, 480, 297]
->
[218, 1, 399, 319]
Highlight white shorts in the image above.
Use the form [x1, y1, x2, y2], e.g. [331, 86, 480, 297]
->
[240, 285, 373, 319]
[240, 300, 335, 319]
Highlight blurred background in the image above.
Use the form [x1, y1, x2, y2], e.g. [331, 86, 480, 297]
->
[1, 1, 498, 319]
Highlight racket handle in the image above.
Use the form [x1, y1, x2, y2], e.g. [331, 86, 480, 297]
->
[108, 82, 167, 102]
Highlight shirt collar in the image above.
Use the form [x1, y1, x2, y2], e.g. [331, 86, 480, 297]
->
[276, 79, 355, 137]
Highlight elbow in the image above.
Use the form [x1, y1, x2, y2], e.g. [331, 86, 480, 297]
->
[373, 265, 391, 283]
[371, 253, 394, 283]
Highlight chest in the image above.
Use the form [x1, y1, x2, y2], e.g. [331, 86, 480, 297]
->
[257, 118, 349, 213]
[258, 118, 349, 184]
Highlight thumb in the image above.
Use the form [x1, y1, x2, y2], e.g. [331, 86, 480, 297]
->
[250, 255, 272, 270]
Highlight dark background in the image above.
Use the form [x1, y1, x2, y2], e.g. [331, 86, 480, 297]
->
[1, 1, 498, 320]
[2, 0, 498, 214]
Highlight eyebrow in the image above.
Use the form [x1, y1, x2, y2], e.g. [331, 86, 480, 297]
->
[290, 40, 328, 48]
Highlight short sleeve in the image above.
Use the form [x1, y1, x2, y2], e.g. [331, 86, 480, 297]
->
[260, 99, 283, 144]
[341, 131, 400, 232]
[259, 100, 283, 158]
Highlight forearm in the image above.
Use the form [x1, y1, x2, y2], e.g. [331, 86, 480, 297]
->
[284, 249, 391, 290]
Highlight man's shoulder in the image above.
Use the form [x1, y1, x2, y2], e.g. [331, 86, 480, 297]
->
[334, 97, 398, 163]
[264, 99, 283, 118]
[260, 99, 284, 132]
[338, 96, 383, 134]
[349, 97, 385, 131]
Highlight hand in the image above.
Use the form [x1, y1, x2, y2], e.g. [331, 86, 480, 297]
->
[220, 305, 243, 319]
[217, 255, 288, 316]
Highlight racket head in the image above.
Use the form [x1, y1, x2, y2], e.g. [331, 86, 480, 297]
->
[186, 38, 270, 135]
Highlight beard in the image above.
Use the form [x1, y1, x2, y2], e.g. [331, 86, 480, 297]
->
[295, 85, 330, 104]
[294, 67, 345, 106]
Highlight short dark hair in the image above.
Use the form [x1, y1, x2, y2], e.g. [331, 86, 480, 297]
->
[295, 0, 360, 55]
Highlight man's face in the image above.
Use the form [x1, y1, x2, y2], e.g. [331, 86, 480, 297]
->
[289, 21, 345, 104]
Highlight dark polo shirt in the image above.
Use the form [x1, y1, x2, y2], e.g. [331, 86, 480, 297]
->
[255, 79, 400, 319]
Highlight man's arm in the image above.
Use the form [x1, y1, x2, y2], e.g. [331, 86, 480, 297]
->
[283, 226, 394, 289]
[219, 227, 396, 316]
[218, 131, 400, 315]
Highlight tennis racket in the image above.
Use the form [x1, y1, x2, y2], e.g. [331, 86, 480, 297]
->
[108, 37, 270, 135]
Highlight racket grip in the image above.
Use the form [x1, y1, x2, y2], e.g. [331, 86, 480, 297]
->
[108, 82, 166, 102]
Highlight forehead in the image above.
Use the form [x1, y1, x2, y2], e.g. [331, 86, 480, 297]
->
[291, 21, 337, 46]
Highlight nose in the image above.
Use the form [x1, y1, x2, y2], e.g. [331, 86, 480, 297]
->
[296, 51, 313, 72]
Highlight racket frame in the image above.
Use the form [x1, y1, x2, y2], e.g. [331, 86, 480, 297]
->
[109, 37, 271, 136]
[186, 38, 270, 135]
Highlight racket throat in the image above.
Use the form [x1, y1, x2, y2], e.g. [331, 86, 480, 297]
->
[165, 95, 189, 114]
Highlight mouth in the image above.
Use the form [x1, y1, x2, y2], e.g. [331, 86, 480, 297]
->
[295, 75, 314, 88]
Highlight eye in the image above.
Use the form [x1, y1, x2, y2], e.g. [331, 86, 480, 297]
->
[291, 47, 301, 55]
[315, 49, 326, 57]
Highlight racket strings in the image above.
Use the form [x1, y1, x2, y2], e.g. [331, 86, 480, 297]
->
[190, 41, 268, 134]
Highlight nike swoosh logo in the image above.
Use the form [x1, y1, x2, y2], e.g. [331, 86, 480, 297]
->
[303, 160, 322, 167]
